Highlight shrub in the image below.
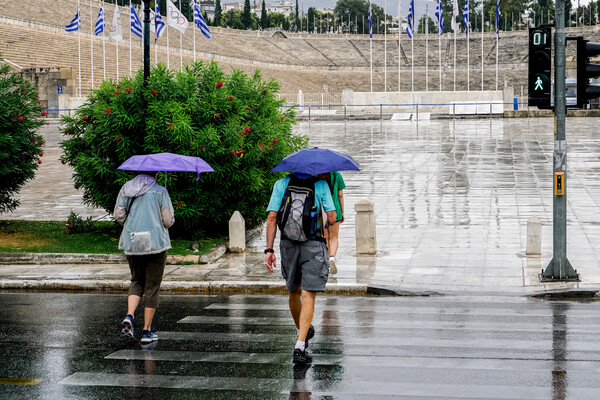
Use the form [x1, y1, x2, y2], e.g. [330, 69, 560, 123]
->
[64, 210, 96, 234]
[60, 62, 306, 235]
[0, 59, 45, 214]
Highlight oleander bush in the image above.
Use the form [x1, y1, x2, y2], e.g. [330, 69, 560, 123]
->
[60, 61, 305, 234]
[0, 59, 46, 214]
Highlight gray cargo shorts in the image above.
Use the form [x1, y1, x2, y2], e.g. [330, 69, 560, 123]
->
[280, 239, 329, 292]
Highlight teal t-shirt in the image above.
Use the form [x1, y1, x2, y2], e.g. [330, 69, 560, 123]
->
[330, 171, 346, 222]
[267, 176, 335, 214]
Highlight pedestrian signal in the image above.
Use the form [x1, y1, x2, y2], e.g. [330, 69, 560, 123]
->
[576, 38, 600, 108]
[528, 26, 552, 109]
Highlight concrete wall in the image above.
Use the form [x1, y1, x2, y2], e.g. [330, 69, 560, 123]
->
[21, 67, 74, 117]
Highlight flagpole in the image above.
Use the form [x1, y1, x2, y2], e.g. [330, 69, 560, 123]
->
[167, 19, 170, 69]
[496, 23, 499, 90]
[398, 0, 401, 92]
[103, 1, 106, 80]
[384, 0, 387, 92]
[453, 32, 456, 91]
[179, 0, 183, 71]
[90, 0, 94, 90]
[193, 2, 196, 63]
[439, 19, 442, 90]
[481, 8, 484, 91]
[467, 14, 470, 91]
[130, 0, 132, 77]
[411, 12, 414, 92]
[78, 1, 82, 97]
[370, 30, 373, 92]
[426, 3, 429, 91]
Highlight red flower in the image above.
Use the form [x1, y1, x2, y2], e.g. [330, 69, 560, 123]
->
[240, 132, 245, 137]
[105, 109, 111, 115]
[67, 220, 70, 224]
[115, 136, 121, 141]
[214, 114, 219, 118]
[18, 116, 23, 121]
[259, 143, 263, 148]
[269, 145, 273, 151]
[82, 115, 87, 121]
[168, 123, 172, 129]
[200, 146, 204, 150]
[114, 92, 120, 95]
[39, 141, 44, 146]
[245, 105, 249, 110]
[249, 221, 252, 225]
[64, 230, 69, 234]
[116, 84, 121, 89]
[151, 89, 157, 96]
[176, 202, 183, 208]
[38, 160, 42, 164]
[67, 224, 72, 229]
[39, 152, 43, 157]
[273, 139, 278, 144]
[216, 81, 223, 88]
[280, 116, 285, 122]
[245, 126, 250, 133]
[61, 160, 65, 164]
[263, 89, 268, 95]
[14, 84, 18, 87]
[46, 122, 49, 126]
[17, 112, 21, 116]
[32, 138, 36, 143]
[228, 96, 233, 101]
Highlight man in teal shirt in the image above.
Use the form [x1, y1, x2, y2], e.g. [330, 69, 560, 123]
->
[265, 172, 335, 364]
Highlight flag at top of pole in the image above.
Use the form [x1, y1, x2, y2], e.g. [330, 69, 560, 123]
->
[193, 0, 211, 38]
[368, 1, 373, 38]
[130, 2, 142, 38]
[435, 0, 444, 36]
[154, 6, 166, 43]
[65, 7, 81, 32]
[166, 0, 189, 34]
[95, 4, 105, 35]
[451, 0, 459, 32]
[463, 0, 469, 35]
[496, 0, 501, 35]
[406, 0, 414, 38]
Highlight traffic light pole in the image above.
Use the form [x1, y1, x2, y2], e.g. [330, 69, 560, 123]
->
[541, 0, 579, 281]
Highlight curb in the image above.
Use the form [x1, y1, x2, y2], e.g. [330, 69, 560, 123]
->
[0, 279, 369, 295]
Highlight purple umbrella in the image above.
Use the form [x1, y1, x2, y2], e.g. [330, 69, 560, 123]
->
[117, 152, 214, 181]
[271, 147, 360, 175]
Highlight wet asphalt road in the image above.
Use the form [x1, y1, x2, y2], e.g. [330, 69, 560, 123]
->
[1, 292, 600, 399]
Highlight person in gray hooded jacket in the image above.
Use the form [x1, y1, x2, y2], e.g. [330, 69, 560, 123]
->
[114, 172, 175, 343]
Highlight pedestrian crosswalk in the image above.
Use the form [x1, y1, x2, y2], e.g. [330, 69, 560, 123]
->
[58, 294, 600, 398]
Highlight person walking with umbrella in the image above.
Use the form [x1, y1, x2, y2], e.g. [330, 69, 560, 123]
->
[114, 171, 175, 343]
[266, 148, 359, 364]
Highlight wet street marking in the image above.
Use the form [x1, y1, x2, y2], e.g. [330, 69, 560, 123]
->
[0, 378, 42, 385]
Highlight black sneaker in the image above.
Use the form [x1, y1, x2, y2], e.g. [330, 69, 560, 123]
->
[293, 348, 312, 364]
[305, 325, 315, 349]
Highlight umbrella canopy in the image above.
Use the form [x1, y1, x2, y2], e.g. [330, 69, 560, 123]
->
[271, 147, 360, 175]
[117, 152, 214, 180]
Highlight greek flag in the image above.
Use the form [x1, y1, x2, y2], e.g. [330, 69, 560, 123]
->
[65, 8, 80, 32]
[154, 5, 166, 43]
[435, 0, 444, 36]
[368, 1, 373, 38]
[95, 4, 105, 35]
[130, 2, 143, 38]
[406, 0, 414, 39]
[496, 0, 501, 35]
[463, 0, 469, 36]
[193, 0, 211, 38]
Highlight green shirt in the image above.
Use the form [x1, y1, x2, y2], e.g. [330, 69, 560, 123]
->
[330, 171, 346, 222]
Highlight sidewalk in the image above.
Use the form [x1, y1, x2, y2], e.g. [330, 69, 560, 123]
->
[2, 119, 600, 297]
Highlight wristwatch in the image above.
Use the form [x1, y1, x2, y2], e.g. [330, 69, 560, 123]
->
[264, 248, 275, 254]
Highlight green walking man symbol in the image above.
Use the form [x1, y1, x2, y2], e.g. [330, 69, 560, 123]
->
[535, 76, 544, 91]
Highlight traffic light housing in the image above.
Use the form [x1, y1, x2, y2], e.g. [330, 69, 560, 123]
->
[528, 26, 552, 109]
[576, 38, 600, 108]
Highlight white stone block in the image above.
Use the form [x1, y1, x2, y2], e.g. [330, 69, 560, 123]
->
[526, 216, 542, 256]
[228, 211, 245, 253]
[391, 113, 412, 120]
[355, 199, 377, 255]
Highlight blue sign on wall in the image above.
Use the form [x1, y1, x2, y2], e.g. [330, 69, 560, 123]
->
[58, 86, 63, 94]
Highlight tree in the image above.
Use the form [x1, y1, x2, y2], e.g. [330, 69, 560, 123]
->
[268, 12, 287, 28]
[214, 0, 222, 26]
[60, 62, 306, 235]
[334, 0, 386, 35]
[0, 60, 45, 214]
[222, 9, 243, 29]
[295, 0, 300, 31]
[307, 7, 315, 33]
[261, 0, 268, 29]
[242, 0, 252, 29]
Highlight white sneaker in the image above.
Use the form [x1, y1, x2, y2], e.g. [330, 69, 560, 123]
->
[329, 256, 338, 275]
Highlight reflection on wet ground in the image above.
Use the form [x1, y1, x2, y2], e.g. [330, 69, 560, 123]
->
[7, 118, 600, 294]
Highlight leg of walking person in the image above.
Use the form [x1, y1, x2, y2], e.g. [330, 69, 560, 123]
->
[328, 222, 340, 274]
[140, 251, 167, 342]
[289, 285, 302, 330]
[122, 255, 146, 339]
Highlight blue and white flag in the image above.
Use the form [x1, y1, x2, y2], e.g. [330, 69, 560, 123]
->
[406, 0, 414, 38]
[65, 8, 80, 32]
[496, 0, 501, 35]
[435, 0, 444, 36]
[154, 5, 166, 43]
[368, 1, 373, 38]
[193, 0, 211, 38]
[95, 4, 105, 35]
[130, 2, 143, 38]
[462, 0, 469, 36]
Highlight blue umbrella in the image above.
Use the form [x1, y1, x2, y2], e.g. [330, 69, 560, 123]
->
[271, 147, 360, 175]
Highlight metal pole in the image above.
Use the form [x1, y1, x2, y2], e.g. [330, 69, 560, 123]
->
[541, 0, 579, 281]
[90, 0, 94, 89]
[481, 9, 484, 91]
[143, 0, 150, 87]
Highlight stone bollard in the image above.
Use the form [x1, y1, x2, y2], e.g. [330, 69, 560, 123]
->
[228, 211, 245, 253]
[355, 199, 377, 254]
[526, 216, 542, 256]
